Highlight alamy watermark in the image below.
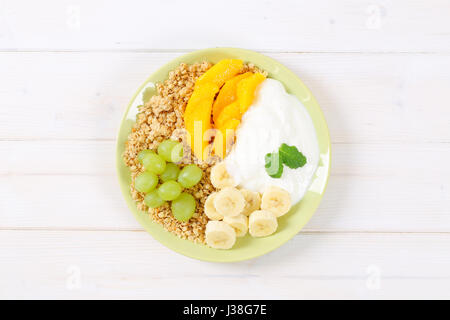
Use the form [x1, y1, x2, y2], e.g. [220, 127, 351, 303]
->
[66, 5, 81, 31]
[365, 4, 384, 30]
[66, 265, 82, 290]
[366, 264, 381, 290]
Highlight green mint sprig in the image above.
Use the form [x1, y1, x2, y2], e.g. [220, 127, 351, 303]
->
[264, 143, 307, 178]
[279, 143, 307, 169]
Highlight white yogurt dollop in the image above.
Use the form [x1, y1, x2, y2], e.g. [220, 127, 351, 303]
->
[224, 78, 319, 205]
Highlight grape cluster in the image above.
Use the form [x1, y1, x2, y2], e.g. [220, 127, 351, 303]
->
[135, 140, 203, 222]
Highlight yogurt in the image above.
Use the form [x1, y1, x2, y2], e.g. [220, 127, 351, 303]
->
[224, 78, 319, 204]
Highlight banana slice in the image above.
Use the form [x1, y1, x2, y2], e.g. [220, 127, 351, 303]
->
[204, 192, 223, 221]
[261, 186, 292, 217]
[213, 187, 245, 217]
[205, 221, 236, 249]
[248, 210, 278, 237]
[210, 162, 236, 189]
[223, 214, 248, 237]
[240, 189, 261, 216]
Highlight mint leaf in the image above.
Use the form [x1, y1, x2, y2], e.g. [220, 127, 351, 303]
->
[279, 143, 307, 169]
[264, 144, 307, 178]
[265, 152, 283, 178]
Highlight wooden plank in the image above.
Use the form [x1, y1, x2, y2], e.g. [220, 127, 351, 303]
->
[1, 52, 450, 143]
[0, 174, 140, 230]
[1, 231, 449, 299]
[1, 0, 450, 52]
[0, 52, 180, 140]
[0, 140, 115, 175]
[2, 140, 449, 178]
[1, 174, 448, 232]
[0, 142, 449, 231]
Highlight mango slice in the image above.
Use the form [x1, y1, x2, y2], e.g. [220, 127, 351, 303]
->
[237, 73, 266, 114]
[196, 59, 243, 87]
[184, 60, 265, 160]
[184, 82, 219, 160]
[212, 72, 252, 123]
[213, 118, 240, 159]
[215, 101, 241, 128]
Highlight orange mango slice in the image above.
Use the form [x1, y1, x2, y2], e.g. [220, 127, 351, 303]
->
[213, 118, 240, 159]
[196, 59, 243, 87]
[237, 73, 266, 114]
[212, 72, 252, 123]
[184, 82, 219, 160]
[184, 60, 264, 160]
[215, 101, 241, 128]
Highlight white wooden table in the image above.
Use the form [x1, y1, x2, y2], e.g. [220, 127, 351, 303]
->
[1, 0, 450, 299]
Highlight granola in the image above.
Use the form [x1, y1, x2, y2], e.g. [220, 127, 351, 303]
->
[123, 61, 266, 243]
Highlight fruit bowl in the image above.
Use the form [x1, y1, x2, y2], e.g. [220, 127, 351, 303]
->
[116, 48, 331, 262]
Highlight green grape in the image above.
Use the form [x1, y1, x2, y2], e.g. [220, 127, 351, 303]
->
[171, 193, 196, 222]
[135, 171, 158, 193]
[137, 149, 154, 163]
[177, 164, 202, 188]
[170, 142, 184, 163]
[157, 140, 178, 162]
[142, 153, 166, 174]
[157, 140, 183, 163]
[157, 180, 182, 201]
[144, 190, 166, 208]
[160, 163, 181, 182]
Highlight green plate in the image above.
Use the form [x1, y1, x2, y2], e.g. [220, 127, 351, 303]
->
[116, 48, 331, 262]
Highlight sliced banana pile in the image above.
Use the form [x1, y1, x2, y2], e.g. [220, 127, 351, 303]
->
[205, 162, 292, 249]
